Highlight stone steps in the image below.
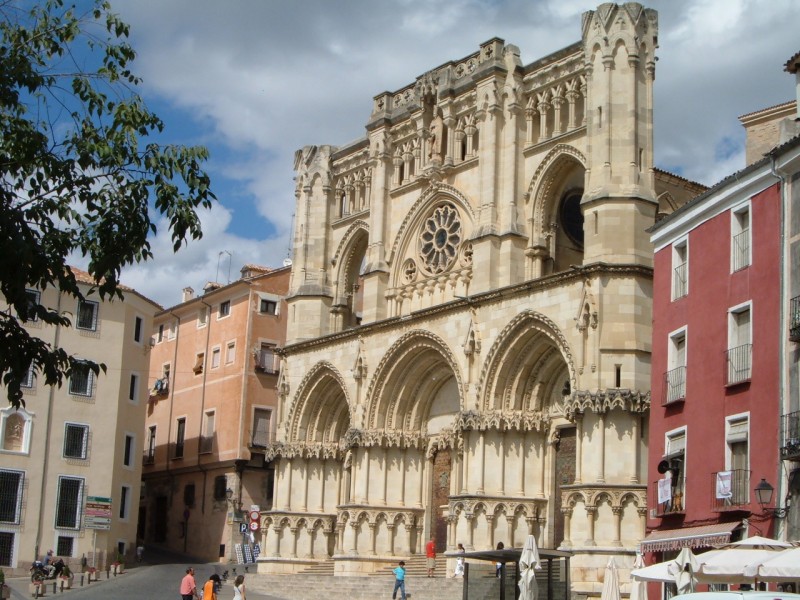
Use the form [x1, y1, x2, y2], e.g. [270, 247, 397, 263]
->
[247, 573, 464, 600]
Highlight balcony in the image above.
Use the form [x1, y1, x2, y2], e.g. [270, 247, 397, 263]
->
[149, 376, 169, 398]
[199, 435, 214, 454]
[725, 344, 752, 386]
[711, 469, 750, 512]
[651, 475, 686, 517]
[250, 428, 270, 449]
[142, 450, 155, 465]
[663, 366, 686, 406]
[790, 296, 800, 342]
[781, 410, 800, 460]
[673, 262, 687, 299]
[171, 441, 185, 460]
[255, 349, 278, 374]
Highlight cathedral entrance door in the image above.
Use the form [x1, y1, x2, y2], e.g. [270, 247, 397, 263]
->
[430, 448, 451, 552]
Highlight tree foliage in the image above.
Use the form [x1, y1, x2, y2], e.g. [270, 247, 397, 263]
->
[0, 0, 215, 407]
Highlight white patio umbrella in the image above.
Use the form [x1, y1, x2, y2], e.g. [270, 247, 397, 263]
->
[699, 536, 792, 582]
[630, 554, 648, 600]
[518, 535, 541, 600]
[601, 557, 621, 600]
[743, 546, 800, 581]
[669, 547, 700, 594]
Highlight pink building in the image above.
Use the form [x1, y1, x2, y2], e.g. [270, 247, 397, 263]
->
[643, 77, 800, 594]
[140, 264, 290, 562]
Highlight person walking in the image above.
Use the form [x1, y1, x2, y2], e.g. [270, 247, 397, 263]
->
[180, 567, 198, 600]
[392, 561, 407, 600]
[426, 536, 436, 578]
[453, 542, 466, 578]
[232, 574, 247, 600]
[203, 574, 221, 600]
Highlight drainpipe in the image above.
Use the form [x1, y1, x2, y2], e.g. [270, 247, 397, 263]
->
[165, 311, 181, 512]
[770, 153, 788, 540]
[34, 290, 62, 562]
[197, 298, 213, 517]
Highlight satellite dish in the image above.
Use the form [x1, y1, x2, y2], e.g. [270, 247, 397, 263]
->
[657, 460, 670, 474]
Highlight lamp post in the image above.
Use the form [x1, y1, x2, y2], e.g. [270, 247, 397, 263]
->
[754, 478, 789, 518]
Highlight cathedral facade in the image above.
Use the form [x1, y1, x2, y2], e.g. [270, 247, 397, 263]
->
[261, 3, 702, 590]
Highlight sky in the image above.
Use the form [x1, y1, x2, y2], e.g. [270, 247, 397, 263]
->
[93, 0, 797, 308]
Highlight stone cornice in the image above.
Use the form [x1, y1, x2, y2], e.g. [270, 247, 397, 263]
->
[563, 388, 650, 420]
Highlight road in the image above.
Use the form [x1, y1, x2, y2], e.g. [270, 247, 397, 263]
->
[4, 555, 283, 600]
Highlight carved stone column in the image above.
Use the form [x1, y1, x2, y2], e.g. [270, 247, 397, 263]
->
[566, 89, 579, 131]
[506, 515, 515, 547]
[283, 461, 293, 511]
[290, 527, 299, 558]
[477, 431, 486, 494]
[379, 447, 388, 505]
[561, 508, 572, 547]
[612, 506, 623, 547]
[574, 419, 583, 484]
[486, 514, 495, 549]
[267, 525, 280, 557]
[461, 432, 470, 494]
[387, 523, 396, 556]
[537, 101, 550, 141]
[369, 522, 378, 556]
[405, 523, 414, 555]
[584, 506, 597, 547]
[597, 412, 606, 483]
[498, 431, 505, 495]
[317, 459, 326, 512]
[336, 522, 346, 554]
[552, 96, 564, 136]
[417, 452, 425, 508]
[631, 414, 641, 484]
[348, 520, 359, 555]
[466, 514, 475, 550]
[400, 448, 407, 506]
[517, 433, 526, 496]
[301, 458, 309, 511]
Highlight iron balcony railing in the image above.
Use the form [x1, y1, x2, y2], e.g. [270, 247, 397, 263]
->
[663, 366, 687, 405]
[731, 229, 750, 272]
[781, 410, 800, 461]
[171, 441, 185, 460]
[711, 469, 750, 511]
[199, 435, 214, 454]
[142, 450, 155, 465]
[250, 428, 270, 449]
[790, 296, 800, 342]
[726, 344, 752, 385]
[652, 475, 686, 517]
[673, 262, 687, 299]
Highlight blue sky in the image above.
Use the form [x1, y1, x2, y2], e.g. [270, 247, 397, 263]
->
[85, 0, 798, 307]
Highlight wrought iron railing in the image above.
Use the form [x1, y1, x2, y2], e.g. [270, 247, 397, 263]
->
[781, 410, 800, 460]
[663, 366, 687, 405]
[731, 229, 750, 272]
[711, 469, 750, 510]
[250, 428, 270, 448]
[142, 450, 155, 465]
[726, 344, 752, 385]
[673, 262, 687, 299]
[652, 475, 686, 516]
[199, 435, 214, 454]
[171, 441, 185, 460]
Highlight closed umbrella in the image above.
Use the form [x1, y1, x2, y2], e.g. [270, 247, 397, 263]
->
[668, 547, 699, 594]
[745, 547, 800, 581]
[601, 557, 621, 600]
[630, 554, 648, 600]
[518, 535, 541, 600]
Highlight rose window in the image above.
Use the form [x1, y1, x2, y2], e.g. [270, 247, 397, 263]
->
[419, 204, 461, 275]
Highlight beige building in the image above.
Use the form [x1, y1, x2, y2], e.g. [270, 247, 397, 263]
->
[141, 264, 289, 562]
[261, 2, 706, 593]
[0, 268, 160, 573]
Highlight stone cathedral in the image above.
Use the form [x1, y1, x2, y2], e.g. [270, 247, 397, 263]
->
[261, 2, 702, 591]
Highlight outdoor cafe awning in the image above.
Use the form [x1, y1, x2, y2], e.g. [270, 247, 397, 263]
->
[458, 547, 573, 564]
[640, 522, 742, 553]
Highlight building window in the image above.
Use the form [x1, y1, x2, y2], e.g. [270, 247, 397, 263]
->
[55, 536, 74, 558]
[219, 300, 231, 319]
[123, 434, 134, 467]
[168, 320, 177, 339]
[145, 426, 156, 464]
[260, 299, 277, 315]
[68, 363, 95, 397]
[1, 408, 32, 453]
[213, 476, 227, 501]
[672, 238, 688, 300]
[200, 411, 215, 454]
[174, 418, 186, 459]
[63, 424, 89, 459]
[55, 476, 84, 529]
[133, 316, 143, 343]
[129, 373, 139, 402]
[0, 470, 24, 524]
[257, 344, 277, 374]
[0, 531, 14, 566]
[664, 328, 687, 404]
[198, 307, 208, 328]
[731, 204, 751, 272]
[225, 342, 236, 364]
[192, 353, 204, 375]
[725, 415, 749, 505]
[76, 300, 99, 331]
[656, 429, 686, 515]
[22, 289, 40, 322]
[21, 365, 34, 388]
[119, 485, 130, 520]
[157, 323, 164, 343]
[251, 408, 272, 447]
[727, 304, 752, 385]
[211, 347, 221, 369]
[184, 483, 195, 507]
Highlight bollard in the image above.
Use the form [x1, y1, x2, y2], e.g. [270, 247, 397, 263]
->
[106, 568, 110, 579]
[60, 580, 64, 593]
[80, 574, 84, 587]
[52, 582, 56, 595]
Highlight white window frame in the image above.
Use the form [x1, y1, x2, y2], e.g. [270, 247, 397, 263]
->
[133, 315, 143, 344]
[251, 407, 273, 447]
[225, 341, 236, 364]
[0, 469, 25, 524]
[731, 201, 751, 272]
[200, 410, 215, 454]
[146, 425, 156, 462]
[122, 433, 135, 469]
[671, 237, 689, 301]
[218, 300, 231, 320]
[54, 476, 84, 530]
[198, 306, 208, 328]
[0, 408, 33, 454]
[725, 412, 750, 471]
[63, 423, 89, 460]
[258, 293, 282, 316]
[23, 289, 40, 322]
[168, 319, 177, 340]
[664, 426, 687, 510]
[257, 343, 278, 374]
[211, 346, 221, 369]
[727, 302, 752, 385]
[76, 299, 99, 331]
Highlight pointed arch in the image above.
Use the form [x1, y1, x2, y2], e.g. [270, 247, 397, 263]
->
[527, 144, 586, 242]
[477, 310, 577, 412]
[288, 361, 352, 443]
[365, 330, 464, 432]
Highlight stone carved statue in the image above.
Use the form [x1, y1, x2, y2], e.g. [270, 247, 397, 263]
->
[428, 110, 445, 163]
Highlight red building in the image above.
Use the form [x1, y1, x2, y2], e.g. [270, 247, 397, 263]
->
[643, 78, 800, 594]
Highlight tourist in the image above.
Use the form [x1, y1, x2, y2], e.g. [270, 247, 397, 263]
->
[453, 542, 465, 578]
[392, 560, 407, 600]
[233, 574, 246, 600]
[180, 567, 198, 600]
[203, 574, 221, 600]
[495, 542, 505, 578]
[426, 536, 436, 577]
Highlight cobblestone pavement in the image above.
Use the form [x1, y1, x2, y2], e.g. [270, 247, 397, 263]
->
[3, 557, 282, 600]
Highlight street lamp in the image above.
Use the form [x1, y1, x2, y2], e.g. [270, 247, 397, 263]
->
[754, 478, 789, 518]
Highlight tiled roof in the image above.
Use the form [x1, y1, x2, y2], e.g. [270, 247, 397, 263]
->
[785, 50, 800, 74]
